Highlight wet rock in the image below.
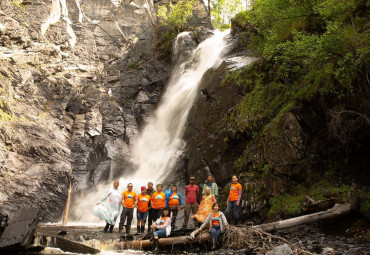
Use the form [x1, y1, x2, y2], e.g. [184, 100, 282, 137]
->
[322, 247, 335, 254]
[57, 230, 68, 236]
[0, 214, 8, 237]
[54, 237, 100, 254]
[0, 208, 38, 252]
[266, 244, 293, 255]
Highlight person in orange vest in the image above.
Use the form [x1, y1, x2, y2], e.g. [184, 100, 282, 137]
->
[137, 186, 151, 234]
[151, 184, 166, 220]
[119, 183, 137, 234]
[225, 175, 242, 225]
[165, 184, 183, 229]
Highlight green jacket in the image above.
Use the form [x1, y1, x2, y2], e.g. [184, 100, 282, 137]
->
[202, 182, 218, 196]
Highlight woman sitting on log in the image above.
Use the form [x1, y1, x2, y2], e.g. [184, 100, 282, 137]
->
[150, 206, 172, 252]
[191, 187, 216, 227]
[93, 181, 121, 233]
[197, 203, 228, 250]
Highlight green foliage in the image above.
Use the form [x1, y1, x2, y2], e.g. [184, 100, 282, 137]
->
[269, 194, 305, 216]
[127, 62, 139, 69]
[11, 0, 28, 11]
[211, 0, 244, 30]
[0, 88, 13, 127]
[269, 181, 351, 217]
[0, 107, 12, 125]
[157, 0, 195, 32]
[225, 0, 369, 170]
[233, 11, 249, 28]
[154, 30, 178, 60]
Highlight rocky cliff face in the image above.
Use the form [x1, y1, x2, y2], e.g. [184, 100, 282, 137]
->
[0, 0, 211, 221]
[181, 20, 369, 223]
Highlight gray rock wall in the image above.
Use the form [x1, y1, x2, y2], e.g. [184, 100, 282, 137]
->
[0, 0, 172, 221]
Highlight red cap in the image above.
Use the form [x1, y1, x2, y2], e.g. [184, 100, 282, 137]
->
[141, 186, 146, 191]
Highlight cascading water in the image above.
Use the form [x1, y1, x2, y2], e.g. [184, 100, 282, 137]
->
[69, 30, 230, 224]
[129, 30, 229, 183]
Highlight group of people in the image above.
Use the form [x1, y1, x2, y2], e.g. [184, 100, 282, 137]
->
[93, 174, 242, 251]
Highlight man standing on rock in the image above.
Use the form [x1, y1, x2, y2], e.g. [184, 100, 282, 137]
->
[146, 182, 155, 232]
[202, 174, 218, 197]
[225, 175, 242, 225]
[182, 177, 199, 229]
[119, 183, 137, 234]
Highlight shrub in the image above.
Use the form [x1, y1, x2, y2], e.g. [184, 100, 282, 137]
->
[157, 0, 195, 32]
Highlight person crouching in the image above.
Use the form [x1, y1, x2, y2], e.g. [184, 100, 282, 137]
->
[197, 203, 228, 250]
[150, 206, 172, 252]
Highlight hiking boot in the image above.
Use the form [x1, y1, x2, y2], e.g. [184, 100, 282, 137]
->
[109, 225, 114, 233]
[135, 226, 140, 235]
[103, 223, 109, 233]
[153, 239, 159, 252]
[118, 223, 124, 233]
[234, 219, 239, 226]
[140, 226, 145, 233]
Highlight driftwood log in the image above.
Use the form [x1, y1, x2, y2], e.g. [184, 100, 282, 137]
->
[115, 233, 211, 250]
[253, 203, 353, 232]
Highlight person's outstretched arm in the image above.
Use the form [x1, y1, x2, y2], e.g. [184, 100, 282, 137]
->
[199, 213, 212, 230]
[96, 191, 111, 205]
[237, 188, 242, 206]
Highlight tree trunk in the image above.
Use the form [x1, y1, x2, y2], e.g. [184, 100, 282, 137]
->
[115, 233, 211, 250]
[253, 203, 353, 232]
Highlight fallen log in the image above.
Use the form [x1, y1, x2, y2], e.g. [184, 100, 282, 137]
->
[254, 203, 353, 232]
[115, 233, 211, 250]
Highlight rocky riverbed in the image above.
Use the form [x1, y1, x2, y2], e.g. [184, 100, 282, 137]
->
[33, 222, 370, 255]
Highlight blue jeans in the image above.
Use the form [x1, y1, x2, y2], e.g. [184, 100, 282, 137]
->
[153, 228, 166, 237]
[226, 200, 239, 221]
[210, 225, 221, 239]
[137, 211, 148, 220]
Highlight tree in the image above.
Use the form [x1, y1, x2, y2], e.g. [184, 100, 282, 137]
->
[210, 0, 244, 29]
[157, 0, 195, 32]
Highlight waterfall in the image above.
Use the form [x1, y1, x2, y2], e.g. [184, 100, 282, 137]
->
[69, 30, 230, 224]
[129, 30, 229, 184]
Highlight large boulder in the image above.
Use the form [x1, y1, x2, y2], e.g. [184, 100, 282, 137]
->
[266, 244, 293, 255]
[0, 208, 39, 252]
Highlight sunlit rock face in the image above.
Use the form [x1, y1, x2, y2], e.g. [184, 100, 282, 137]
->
[0, 0, 169, 221]
[0, 0, 212, 221]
